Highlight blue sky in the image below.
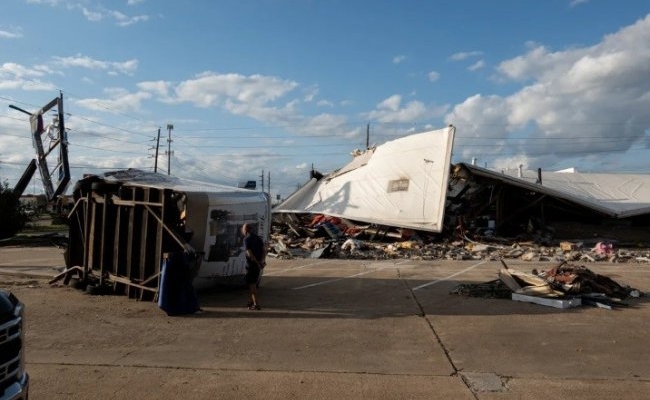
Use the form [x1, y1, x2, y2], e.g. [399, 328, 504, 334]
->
[1, 0, 650, 200]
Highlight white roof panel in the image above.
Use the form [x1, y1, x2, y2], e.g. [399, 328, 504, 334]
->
[462, 164, 650, 218]
[274, 126, 456, 232]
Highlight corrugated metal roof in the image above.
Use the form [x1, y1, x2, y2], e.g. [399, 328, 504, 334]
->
[459, 163, 650, 218]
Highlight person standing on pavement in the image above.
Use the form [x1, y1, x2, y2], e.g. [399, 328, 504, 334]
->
[242, 223, 266, 310]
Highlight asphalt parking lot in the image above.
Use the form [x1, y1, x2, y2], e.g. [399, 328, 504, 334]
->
[1, 245, 649, 400]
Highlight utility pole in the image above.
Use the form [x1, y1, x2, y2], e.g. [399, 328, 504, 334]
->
[166, 123, 174, 175]
[153, 127, 161, 173]
[366, 123, 370, 149]
[267, 171, 271, 196]
[259, 169, 265, 192]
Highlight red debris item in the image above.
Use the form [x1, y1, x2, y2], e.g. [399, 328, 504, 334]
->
[592, 242, 613, 255]
[536, 262, 631, 298]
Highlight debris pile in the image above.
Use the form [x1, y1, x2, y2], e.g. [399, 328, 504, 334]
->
[451, 259, 643, 310]
[269, 214, 650, 263]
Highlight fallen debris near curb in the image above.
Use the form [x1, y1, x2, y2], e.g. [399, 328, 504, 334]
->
[451, 259, 644, 310]
[269, 215, 650, 264]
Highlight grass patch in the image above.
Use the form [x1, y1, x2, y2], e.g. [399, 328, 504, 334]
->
[20, 215, 68, 234]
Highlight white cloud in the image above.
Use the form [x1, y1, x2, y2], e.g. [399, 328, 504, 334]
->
[170, 72, 304, 125]
[0, 63, 46, 78]
[137, 80, 173, 101]
[25, 0, 63, 5]
[302, 85, 319, 102]
[0, 29, 22, 39]
[447, 14, 650, 170]
[468, 60, 485, 71]
[0, 62, 56, 91]
[52, 54, 138, 75]
[174, 72, 297, 107]
[428, 71, 440, 82]
[82, 7, 103, 21]
[110, 11, 149, 27]
[27, 0, 150, 26]
[113, 59, 138, 75]
[378, 95, 402, 112]
[158, 72, 355, 138]
[392, 55, 406, 64]
[570, 0, 589, 7]
[449, 51, 483, 61]
[365, 94, 446, 123]
[75, 88, 152, 113]
[301, 113, 350, 136]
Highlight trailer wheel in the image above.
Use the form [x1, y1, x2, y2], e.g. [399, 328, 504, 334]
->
[85, 283, 105, 296]
[68, 277, 87, 290]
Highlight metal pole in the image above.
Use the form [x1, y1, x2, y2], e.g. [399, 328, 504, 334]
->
[166, 124, 173, 175]
[260, 169, 264, 192]
[366, 123, 370, 149]
[154, 128, 161, 173]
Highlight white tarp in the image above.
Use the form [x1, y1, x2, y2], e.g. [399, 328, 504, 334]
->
[462, 164, 650, 218]
[274, 126, 456, 232]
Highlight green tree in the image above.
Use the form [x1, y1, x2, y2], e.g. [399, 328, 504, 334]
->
[0, 181, 27, 239]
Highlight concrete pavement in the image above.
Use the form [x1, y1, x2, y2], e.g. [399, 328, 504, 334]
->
[1, 246, 649, 399]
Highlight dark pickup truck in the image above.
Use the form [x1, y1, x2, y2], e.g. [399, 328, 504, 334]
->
[0, 290, 29, 400]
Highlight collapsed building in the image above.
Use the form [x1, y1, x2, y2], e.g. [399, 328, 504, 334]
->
[448, 163, 650, 244]
[271, 126, 650, 260]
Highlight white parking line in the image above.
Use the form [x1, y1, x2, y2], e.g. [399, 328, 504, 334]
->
[292, 260, 411, 290]
[263, 260, 332, 276]
[412, 260, 488, 291]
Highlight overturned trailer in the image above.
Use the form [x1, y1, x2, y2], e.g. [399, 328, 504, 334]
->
[64, 169, 270, 300]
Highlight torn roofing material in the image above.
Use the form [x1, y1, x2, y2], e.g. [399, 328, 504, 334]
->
[458, 163, 650, 218]
[273, 126, 456, 232]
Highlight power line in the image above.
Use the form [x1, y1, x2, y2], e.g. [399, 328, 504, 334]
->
[70, 114, 154, 139]
[70, 143, 147, 155]
[60, 90, 160, 130]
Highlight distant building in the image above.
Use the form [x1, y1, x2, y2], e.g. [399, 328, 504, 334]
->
[237, 180, 257, 190]
[19, 194, 46, 213]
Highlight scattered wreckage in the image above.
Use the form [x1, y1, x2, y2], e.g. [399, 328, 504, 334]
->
[269, 136, 650, 309]
[269, 212, 647, 310]
[269, 211, 650, 264]
[9, 101, 650, 313]
[450, 259, 643, 310]
[271, 125, 650, 263]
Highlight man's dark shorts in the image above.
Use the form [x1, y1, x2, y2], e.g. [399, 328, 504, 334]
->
[245, 265, 260, 285]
